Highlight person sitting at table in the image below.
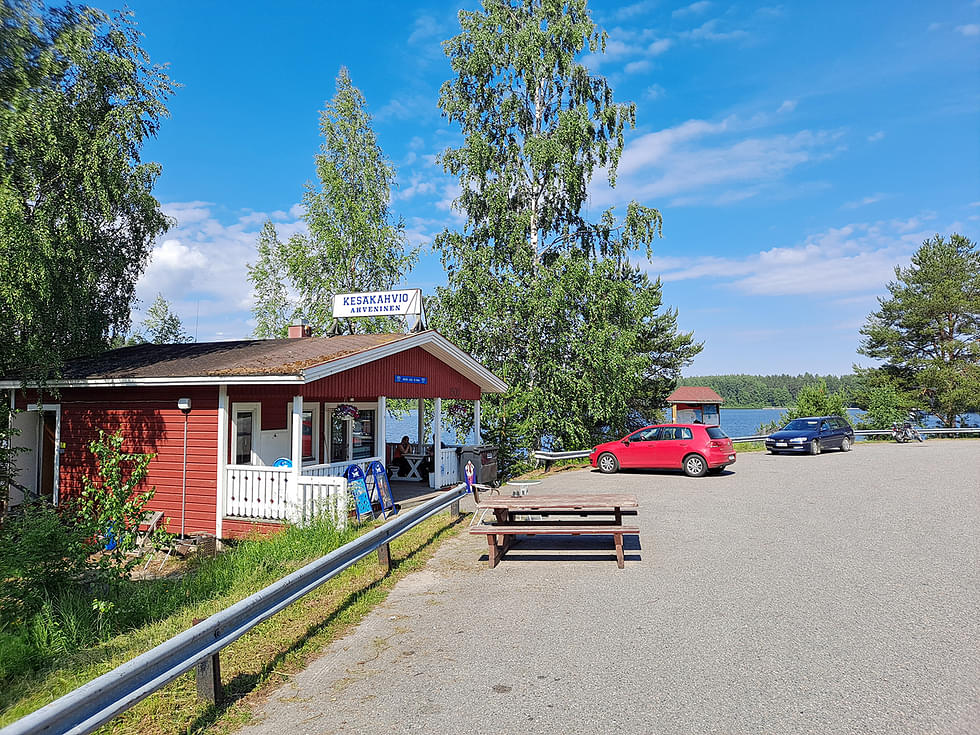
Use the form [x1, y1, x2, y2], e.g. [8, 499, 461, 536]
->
[392, 435, 412, 478]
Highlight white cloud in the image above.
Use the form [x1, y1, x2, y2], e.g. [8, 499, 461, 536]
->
[678, 19, 748, 42]
[643, 220, 932, 296]
[289, 203, 306, 219]
[842, 193, 886, 210]
[644, 83, 666, 101]
[867, 130, 885, 142]
[673, 1, 711, 18]
[624, 60, 652, 74]
[591, 114, 840, 208]
[928, 22, 942, 31]
[648, 38, 673, 55]
[777, 100, 797, 114]
[611, 0, 657, 20]
[955, 23, 979, 36]
[407, 15, 444, 45]
[133, 203, 308, 340]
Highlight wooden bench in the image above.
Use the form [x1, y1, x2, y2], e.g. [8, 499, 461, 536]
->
[469, 522, 640, 569]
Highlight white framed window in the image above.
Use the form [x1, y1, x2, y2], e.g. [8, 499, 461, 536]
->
[325, 402, 379, 463]
[286, 402, 321, 465]
[231, 402, 261, 465]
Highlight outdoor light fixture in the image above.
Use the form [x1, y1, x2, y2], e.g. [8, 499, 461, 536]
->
[177, 398, 192, 536]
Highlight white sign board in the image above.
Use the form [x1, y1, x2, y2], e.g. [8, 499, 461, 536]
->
[332, 289, 422, 318]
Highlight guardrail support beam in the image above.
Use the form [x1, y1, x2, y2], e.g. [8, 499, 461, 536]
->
[378, 542, 391, 573]
[449, 500, 460, 519]
[192, 618, 222, 704]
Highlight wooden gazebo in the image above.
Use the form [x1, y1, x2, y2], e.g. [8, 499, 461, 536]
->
[666, 387, 723, 426]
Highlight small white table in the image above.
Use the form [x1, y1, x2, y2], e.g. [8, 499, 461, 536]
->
[401, 453, 429, 482]
[506, 480, 542, 496]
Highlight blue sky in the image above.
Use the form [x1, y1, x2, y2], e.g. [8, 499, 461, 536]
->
[117, 0, 979, 375]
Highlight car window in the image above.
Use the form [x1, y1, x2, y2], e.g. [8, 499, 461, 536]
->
[706, 427, 728, 439]
[784, 419, 820, 431]
[659, 427, 679, 440]
[836, 418, 849, 430]
[630, 427, 659, 442]
[679, 427, 693, 440]
[821, 421, 831, 432]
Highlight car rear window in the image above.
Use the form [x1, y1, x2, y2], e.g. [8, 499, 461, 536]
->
[706, 427, 728, 439]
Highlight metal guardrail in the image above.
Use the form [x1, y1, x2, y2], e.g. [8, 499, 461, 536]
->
[535, 427, 980, 463]
[0, 483, 470, 735]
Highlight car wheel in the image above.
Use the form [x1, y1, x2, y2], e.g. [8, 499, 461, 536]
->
[597, 452, 619, 474]
[809, 439, 821, 455]
[840, 437, 851, 452]
[683, 454, 707, 477]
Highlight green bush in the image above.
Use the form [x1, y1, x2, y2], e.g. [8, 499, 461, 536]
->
[0, 503, 91, 623]
[758, 381, 851, 434]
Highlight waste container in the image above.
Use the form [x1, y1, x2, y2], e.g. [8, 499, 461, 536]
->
[457, 444, 498, 485]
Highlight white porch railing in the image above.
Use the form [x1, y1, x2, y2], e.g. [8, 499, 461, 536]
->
[225, 465, 349, 527]
[302, 456, 383, 478]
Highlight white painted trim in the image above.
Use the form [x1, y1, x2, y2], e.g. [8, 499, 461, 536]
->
[0, 375, 303, 389]
[286, 401, 321, 465]
[230, 402, 262, 465]
[376, 396, 386, 460]
[474, 399, 481, 442]
[27, 403, 61, 504]
[290, 396, 303, 520]
[433, 397, 442, 489]
[216, 386, 228, 538]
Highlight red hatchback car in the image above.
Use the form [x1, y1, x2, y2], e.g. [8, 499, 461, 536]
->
[590, 424, 736, 477]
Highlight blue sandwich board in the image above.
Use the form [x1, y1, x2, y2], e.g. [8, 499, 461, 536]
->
[369, 460, 396, 517]
[345, 464, 374, 521]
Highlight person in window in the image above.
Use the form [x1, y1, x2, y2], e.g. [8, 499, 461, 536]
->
[393, 435, 412, 478]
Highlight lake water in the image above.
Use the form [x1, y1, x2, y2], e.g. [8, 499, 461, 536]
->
[384, 408, 979, 446]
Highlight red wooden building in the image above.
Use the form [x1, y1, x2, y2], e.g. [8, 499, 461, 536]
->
[666, 386, 724, 426]
[2, 330, 506, 538]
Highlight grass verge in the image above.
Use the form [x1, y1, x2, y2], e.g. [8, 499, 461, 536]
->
[0, 511, 465, 735]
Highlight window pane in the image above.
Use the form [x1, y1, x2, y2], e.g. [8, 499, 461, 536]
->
[680, 427, 693, 440]
[331, 416, 348, 463]
[235, 411, 253, 465]
[352, 410, 375, 460]
[706, 427, 728, 439]
[302, 410, 314, 461]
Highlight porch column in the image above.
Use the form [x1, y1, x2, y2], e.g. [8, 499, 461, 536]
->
[216, 385, 228, 538]
[291, 395, 304, 521]
[473, 399, 481, 444]
[417, 397, 424, 446]
[376, 396, 387, 461]
[433, 398, 442, 489]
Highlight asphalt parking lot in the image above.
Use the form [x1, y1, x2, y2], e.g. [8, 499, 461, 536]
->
[239, 440, 980, 735]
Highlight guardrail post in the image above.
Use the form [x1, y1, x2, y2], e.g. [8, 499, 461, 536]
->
[192, 619, 222, 705]
[449, 499, 460, 519]
[378, 542, 391, 573]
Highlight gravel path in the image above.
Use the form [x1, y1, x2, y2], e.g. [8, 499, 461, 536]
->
[238, 440, 980, 735]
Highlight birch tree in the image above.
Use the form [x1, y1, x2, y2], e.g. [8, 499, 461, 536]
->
[0, 1, 174, 383]
[432, 0, 700, 470]
[248, 68, 417, 336]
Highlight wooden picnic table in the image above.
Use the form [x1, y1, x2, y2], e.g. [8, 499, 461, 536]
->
[469, 492, 639, 569]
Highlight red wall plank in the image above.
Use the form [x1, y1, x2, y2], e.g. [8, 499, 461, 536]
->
[51, 387, 219, 537]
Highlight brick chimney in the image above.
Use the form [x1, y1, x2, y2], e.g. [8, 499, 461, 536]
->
[287, 319, 311, 339]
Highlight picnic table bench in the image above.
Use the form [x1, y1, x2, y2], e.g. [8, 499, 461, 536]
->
[468, 492, 639, 569]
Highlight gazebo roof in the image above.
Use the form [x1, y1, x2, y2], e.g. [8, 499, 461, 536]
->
[667, 386, 724, 405]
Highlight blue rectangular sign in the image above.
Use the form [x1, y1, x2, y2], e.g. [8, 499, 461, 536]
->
[394, 375, 427, 384]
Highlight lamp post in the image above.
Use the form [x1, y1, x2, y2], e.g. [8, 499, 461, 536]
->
[178, 398, 192, 537]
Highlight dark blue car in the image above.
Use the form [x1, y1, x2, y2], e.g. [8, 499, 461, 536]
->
[765, 415, 854, 455]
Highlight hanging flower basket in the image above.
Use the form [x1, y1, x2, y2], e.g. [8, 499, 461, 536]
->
[333, 404, 360, 421]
